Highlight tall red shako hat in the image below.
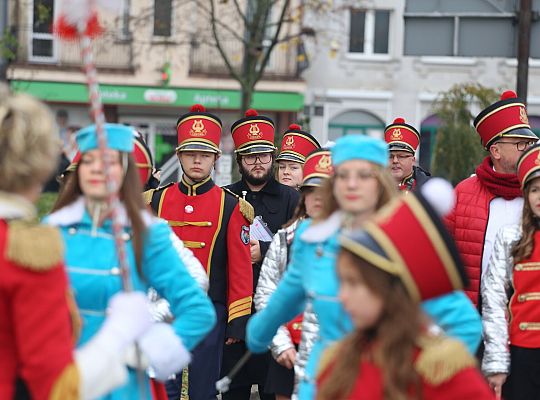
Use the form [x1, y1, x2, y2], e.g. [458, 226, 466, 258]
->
[133, 133, 154, 186]
[384, 117, 420, 154]
[176, 104, 222, 153]
[231, 109, 276, 155]
[301, 148, 333, 188]
[339, 179, 467, 302]
[276, 124, 321, 164]
[517, 143, 540, 189]
[474, 90, 537, 149]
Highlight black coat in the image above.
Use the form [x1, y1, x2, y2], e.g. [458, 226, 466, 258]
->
[221, 177, 299, 389]
[225, 176, 299, 276]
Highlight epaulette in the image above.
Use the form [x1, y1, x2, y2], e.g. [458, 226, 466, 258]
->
[415, 334, 477, 385]
[6, 221, 64, 271]
[222, 187, 254, 224]
[143, 182, 174, 206]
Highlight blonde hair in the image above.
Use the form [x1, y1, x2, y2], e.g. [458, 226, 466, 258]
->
[0, 86, 60, 193]
[319, 164, 398, 220]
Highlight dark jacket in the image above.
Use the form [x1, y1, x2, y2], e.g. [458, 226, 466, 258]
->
[225, 177, 300, 286]
[399, 165, 432, 192]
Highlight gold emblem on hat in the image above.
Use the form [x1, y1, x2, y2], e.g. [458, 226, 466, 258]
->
[248, 124, 263, 140]
[520, 107, 529, 125]
[535, 151, 540, 166]
[190, 120, 207, 137]
[315, 155, 332, 172]
[391, 128, 403, 141]
[284, 136, 295, 149]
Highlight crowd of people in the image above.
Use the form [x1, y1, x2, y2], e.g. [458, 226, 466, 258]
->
[1, 84, 540, 400]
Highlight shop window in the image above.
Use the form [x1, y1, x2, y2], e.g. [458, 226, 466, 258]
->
[153, 0, 173, 37]
[349, 9, 390, 55]
[29, 0, 56, 62]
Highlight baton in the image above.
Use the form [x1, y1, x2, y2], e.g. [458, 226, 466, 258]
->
[215, 351, 252, 393]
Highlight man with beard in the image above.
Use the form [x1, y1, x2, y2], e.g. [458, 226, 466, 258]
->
[222, 109, 300, 400]
[384, 117, 431, 192]
[147, 104, 254, 400]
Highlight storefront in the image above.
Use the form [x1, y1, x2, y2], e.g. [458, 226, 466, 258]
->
[11, 80, 304, 185]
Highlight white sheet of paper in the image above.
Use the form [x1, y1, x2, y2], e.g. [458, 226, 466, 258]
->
[250, 216, 273, 242]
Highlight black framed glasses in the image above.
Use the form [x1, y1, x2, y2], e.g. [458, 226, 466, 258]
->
[243, 153, 272, 165]
[496, 140, 537, 151]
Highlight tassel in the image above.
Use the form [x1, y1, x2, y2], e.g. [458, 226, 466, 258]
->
[54, 12, 103, 40]
[238, 198, 254, 224]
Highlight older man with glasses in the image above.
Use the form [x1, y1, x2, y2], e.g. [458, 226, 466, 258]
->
[445, 90, 539, 312]
[384, 117, 431, 191]
[222, 109, 300, 400]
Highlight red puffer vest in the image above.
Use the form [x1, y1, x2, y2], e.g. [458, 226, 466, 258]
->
[445, 176, 495, 307]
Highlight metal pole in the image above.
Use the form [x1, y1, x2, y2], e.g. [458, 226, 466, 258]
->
[517, 0, 532, 104]
[0, 0, 9, 82]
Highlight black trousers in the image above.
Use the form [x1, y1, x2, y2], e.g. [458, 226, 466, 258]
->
[220, 342, 274, 400]
[503, 345, 540, 400]
[166, 302, 227, 400]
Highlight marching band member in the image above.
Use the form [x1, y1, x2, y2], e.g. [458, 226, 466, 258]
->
[48, 123, 216, 399]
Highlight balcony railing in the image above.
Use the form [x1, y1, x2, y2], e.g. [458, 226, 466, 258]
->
[15, 30, 133, 70]
[190, 40, 299, 79]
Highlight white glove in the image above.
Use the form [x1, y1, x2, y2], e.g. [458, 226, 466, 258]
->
[138, 322, 191, 381]
[99, 291, 154, 352]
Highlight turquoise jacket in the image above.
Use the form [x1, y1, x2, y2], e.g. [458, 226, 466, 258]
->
[47, 198, 216, 400]
[246, 216, 481, 400]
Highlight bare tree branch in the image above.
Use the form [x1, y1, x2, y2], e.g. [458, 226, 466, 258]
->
[196, 1, 248, 44]
[231, 0, 248, 27]
[254, 0, 291, 83]
[209, 0, 243, 83]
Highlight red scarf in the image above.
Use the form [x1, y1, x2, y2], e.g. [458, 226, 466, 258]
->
[475, 156, 522, 200]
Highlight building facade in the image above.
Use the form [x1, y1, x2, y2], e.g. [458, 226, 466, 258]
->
[303, 0, 540, 169]
[7, 0, 304, 184]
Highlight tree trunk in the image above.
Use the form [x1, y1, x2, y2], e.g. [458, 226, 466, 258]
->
[241, 85, 254, 114]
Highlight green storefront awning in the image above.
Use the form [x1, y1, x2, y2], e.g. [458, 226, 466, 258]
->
[10, 80, 304, 111]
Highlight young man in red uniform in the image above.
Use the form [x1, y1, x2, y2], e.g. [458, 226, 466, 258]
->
[147, 104, 254, 400]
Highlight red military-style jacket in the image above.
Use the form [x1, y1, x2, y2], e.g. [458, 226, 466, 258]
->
[150, 176, 253, 339]
[510, 231, 540, 347]
[0, 218, 80, 400]
[317, 335, 495, 400]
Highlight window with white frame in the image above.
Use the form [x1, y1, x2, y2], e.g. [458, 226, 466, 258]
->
[153, 0, 173, 37]
[349, 9, 390, 55]
[402, 0, 536, 58]
[29, 0, 57, 62]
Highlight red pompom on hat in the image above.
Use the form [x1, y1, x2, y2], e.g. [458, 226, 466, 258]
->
[190, 104, 206, 112]
[384, 117, 420, 153]
[474, 90, 536, 149]
[277, 124, 321, 164]
[500, 90, 518, 100]
[176, 104, 222, 153]
[231, 109, 276, 155]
